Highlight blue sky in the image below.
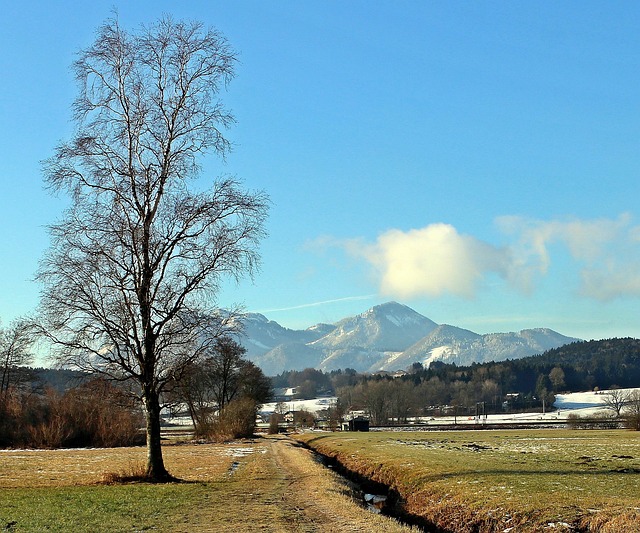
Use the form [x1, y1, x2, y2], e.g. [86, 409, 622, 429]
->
[1, 1, 639, 341]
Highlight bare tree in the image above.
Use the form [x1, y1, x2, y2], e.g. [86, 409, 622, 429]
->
[361, 380, 391, 426]
[388, 380, 415, 424]
[603, 387, 628, 418]
[623, 390, 640, 430]
[38, 16, 268, 481]
[207, 336, 248, 411]
[0, 319, 35, 402]
[169, 336, 271, 435]
[166, 358, 216, 435]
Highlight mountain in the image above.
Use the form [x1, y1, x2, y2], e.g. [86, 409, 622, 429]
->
[238, 301, 580, 375]
[311, 302, 438, 352]
[239, 313, 333, 358]
[378, 326, 577, 371]
[253, 342, 324, 374]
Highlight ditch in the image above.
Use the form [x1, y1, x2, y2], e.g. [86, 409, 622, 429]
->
[308, 444, 446, 533]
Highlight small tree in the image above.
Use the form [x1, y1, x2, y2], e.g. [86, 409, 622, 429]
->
[549, 367, 566, 392]
[603, 387, 628, 418]
[208, 337, 270, 411]
[293, 409, 316, 428]
[535, 373, 555, 412]
[169, 337, 271, 436]
[166, 360, 216, 436]
[361, 380, 391, 426]
[268, 412, 282, 434]
[38, 16, 268, 480]
[0, 319, 35, 402]
[388, 380, 415, 424]
[212, 397, 259, 441]
[326, 397, 345, 430]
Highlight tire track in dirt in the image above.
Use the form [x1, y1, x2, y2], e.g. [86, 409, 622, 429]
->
[267, 436, 416, 532]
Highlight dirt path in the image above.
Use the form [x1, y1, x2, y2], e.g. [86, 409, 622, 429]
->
[260, 438, 411, 532]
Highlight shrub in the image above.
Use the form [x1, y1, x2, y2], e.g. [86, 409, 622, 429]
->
[1, 379, 143, 449]
[293, 409, 316, 428]
[101, 461, 148, 484]
[566, 411, 619, 430]
[622, 391, 640, 431]
[566, 413, 581, 429]
[210, 397, 258, 441]
[268, 413, 282, 434]
[1, 388, 51, 447]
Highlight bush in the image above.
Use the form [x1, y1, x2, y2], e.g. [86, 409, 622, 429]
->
[268, 413, 282, 434]
[293, 409, 316, 428]
[210, 397, 258, 441]
[0, 389, 51, 447]
[566, 412, 619, 430]
[622, 391, 640, 431]
[1, 379, 144, 449]
[566, 413, 581, 429]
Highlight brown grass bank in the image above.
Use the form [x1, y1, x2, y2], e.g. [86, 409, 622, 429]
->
[294, 429, 640, 532]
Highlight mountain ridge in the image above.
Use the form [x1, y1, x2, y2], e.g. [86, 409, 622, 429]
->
[238, 301, 580, 376]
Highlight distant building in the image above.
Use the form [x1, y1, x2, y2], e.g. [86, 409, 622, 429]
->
[343, 416, 370, 432]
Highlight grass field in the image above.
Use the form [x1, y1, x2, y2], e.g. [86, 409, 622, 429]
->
[0, 442, 260, 532]
[295, 429, 640, 532]
[0, 437, 413, 532]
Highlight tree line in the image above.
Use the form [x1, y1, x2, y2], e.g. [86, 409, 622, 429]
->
[273, 338, 640, 425]
[1, 319, 271, 448]
[3, 336, 639, 445]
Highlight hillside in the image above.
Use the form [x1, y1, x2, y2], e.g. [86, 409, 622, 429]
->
[419, 337, 640, 397]
[238, 302, 579, 375]
[507, 337, 640, 392]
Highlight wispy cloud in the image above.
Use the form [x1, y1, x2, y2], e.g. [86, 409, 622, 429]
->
[254, 294, 377, 314]
[498, 213, 640, 300]
[326, 214, 640, 302]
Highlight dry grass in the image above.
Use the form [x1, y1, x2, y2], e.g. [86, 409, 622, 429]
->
[0, 442, 236, 488]
[295, 429, 640, 532]
[100, 461, 148, 484]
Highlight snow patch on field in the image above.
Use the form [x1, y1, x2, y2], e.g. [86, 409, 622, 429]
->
[220, 447, 262, 457]
[554, 388, 640, 416]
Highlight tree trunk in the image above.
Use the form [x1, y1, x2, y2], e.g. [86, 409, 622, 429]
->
[143, 389, 172, 482]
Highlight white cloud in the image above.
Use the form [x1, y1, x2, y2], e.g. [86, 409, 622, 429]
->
[343, 223, 510, 299]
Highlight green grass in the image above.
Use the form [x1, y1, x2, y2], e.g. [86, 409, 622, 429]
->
[295, 429, 640, 531]
[0, 483, 213, 532]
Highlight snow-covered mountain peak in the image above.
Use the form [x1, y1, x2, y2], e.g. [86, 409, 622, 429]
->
[236, 302, 580, 375]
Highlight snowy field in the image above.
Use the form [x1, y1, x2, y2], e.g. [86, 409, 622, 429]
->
[165, 388, 640, 427]
[434, 388, 640, 425]
[258, 388, 640, 425]
[259, 397, 338, 417]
